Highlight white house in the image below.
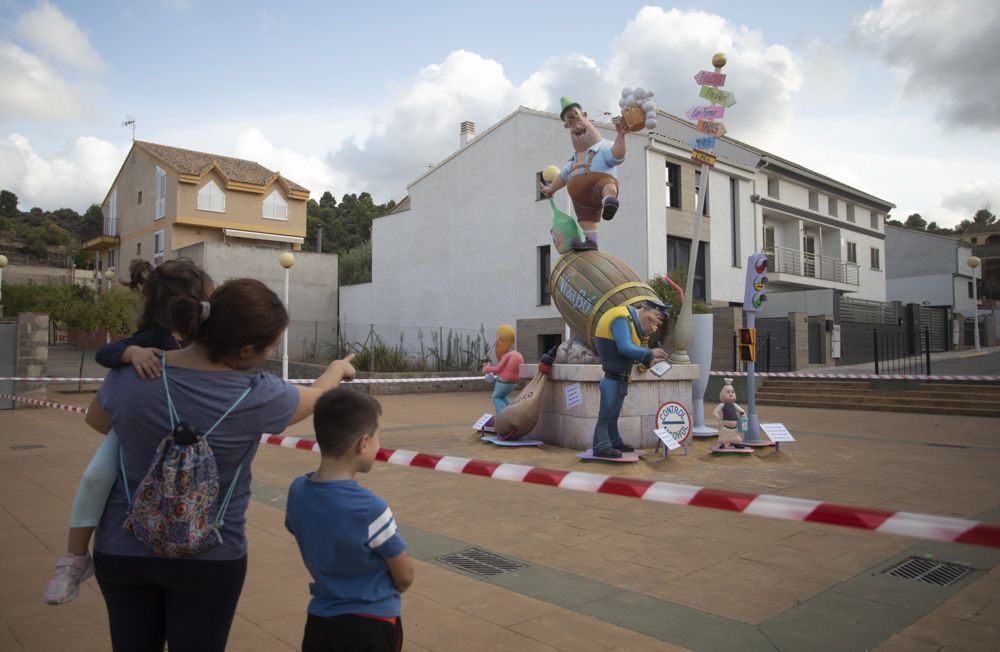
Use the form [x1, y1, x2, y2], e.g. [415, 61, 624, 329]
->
[340, 107, 894, 362]
[885, 225, 977, 314]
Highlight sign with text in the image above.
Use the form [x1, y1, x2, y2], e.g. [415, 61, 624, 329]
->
[691, 136, 717, 151]
[655, 401, 691, 446]
[699, 86, 737, 107]
[760, 423, 795, 443]
[691, 149, 717, 167]
[696, 119, 727, 137]
[686, 105, 725, 120]
[564, 383, 583, 410]
[694, 70, 726, 87]
[654, 428, 682, 450]
[473, 413, 493, 431]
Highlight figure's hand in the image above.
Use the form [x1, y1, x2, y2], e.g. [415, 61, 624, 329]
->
[481, 364, 489, 374]
[538, 181, 554, 198]
[651, 348, 668, 361]
[127, 346, 163, 379]
[614, 116, 628, 135]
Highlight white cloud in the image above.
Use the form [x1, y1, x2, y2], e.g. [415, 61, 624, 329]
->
[15, 1, 105, 75]
[853, 0, 1000, 130]
[233, 128, 347, 197]
[0, 42, 90, 122]
[941, 180, 1000, 216]
[0, 133, 126, 210]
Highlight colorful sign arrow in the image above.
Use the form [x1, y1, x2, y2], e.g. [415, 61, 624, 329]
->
[696, 119, 727, 137]
[694, 71, 726, 87]
[691, 136, 717, 151]
[700, 86, 737, 107]
[686, 105, 725, 120]
[691, 149, 717, 167]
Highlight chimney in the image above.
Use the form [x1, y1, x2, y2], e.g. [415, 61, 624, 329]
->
[460, 121, 476, 147]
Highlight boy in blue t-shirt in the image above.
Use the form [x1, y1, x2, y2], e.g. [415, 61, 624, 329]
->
[286, 389, 414, 652]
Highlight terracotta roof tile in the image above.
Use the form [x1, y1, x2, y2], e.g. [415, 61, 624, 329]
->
[134, 141, 308, 193]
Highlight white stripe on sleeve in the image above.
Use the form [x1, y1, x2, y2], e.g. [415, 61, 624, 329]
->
[368, 507, 394, 539]
[369, 520, 398, 549]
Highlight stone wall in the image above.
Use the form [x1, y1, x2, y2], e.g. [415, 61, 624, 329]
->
[15, 313, 48, 397]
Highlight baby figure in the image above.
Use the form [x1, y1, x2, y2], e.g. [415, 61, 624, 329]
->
[712, 377, 748, 449]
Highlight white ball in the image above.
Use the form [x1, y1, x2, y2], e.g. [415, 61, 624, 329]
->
[645, 118, 657, 129]
[646, 110, 657, 120]
[642, 101, 655, 112]
[618, 97, 627, 108]
[621, 87, 634, 99]
[625, 94, 637, 105]
[647, 89, 655, 98]
[635, 86, 647, 99]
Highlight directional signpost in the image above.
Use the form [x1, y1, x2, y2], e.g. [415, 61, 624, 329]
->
[699, 85, 737, 107]
[696, 119, 727, 137]
[685, 105, 725, 121]
[694, 70, 726, 87]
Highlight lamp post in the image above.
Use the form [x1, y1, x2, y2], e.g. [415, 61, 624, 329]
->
[279, 251, 295, 379]
[102, 268, 116, 292]
[0, 254, 8, 319]
[968, 255, 981, 352]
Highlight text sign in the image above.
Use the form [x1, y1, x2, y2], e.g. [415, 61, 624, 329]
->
[473, 413, 493, 430]
[564, 383, 583, 410]
[700, 85, 737, 108]
[760, 423, 796, 443]
[696, 119, 727, 137]
[686, 105, 725, 120]
[654, 428, 682, 450]
[694, 71, 726, 87]
[691, 149, 717, 167]
[691, 136, 717, 151]
[655, 401, 691, 445]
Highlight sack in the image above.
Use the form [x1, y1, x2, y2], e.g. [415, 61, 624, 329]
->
[120, 359, 253, 558]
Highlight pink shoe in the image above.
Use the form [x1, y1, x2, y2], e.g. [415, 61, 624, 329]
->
[42, 553, 94, 605]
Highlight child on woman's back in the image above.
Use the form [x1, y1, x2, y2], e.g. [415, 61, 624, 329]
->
[42, 257, 212, 605]
[286, 389, 414, 652]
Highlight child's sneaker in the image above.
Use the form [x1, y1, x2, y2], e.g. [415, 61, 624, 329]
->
[42, 553, 94, 605]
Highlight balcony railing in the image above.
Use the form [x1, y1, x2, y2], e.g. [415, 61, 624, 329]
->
[764, 244, 859, 285]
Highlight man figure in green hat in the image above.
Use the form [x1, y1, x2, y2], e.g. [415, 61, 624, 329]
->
[538, 97, 627, 251]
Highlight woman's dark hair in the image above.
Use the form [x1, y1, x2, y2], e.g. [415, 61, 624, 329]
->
[125, 258, 214, 332]
[169, 278, 289, 362]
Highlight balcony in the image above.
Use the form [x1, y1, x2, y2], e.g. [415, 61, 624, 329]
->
[765, 244, 859, 286]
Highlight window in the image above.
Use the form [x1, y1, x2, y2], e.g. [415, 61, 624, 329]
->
[538, 245, 551, 305]
[846, 241, 857, 264]
[665, 162, 680, 208]
[667, 236, 706, 301]
[155, 166, 166, 219]
[766, 177, 779, 199]
[263, 191, 288, 221]
[763, 224, 775, 253]
[137, 190, 142, 204]
[846, 204, 855, 222]
[971, 237, 978, 244]
[694, 170, 709, 216]
[870, 246, 881, 271]
[535, 171, 549, 201]
[108, 188, 117, 236]
[870, 212, 880, 230]
[107, 248, 116, 270]
[197, 180, 226, 213]
[808, 191, 819, 211]
[136, 242, 141, 256]
[730, 177, 741, 267]
[827, 197, 838, 217]
[153, 229, 165, 266]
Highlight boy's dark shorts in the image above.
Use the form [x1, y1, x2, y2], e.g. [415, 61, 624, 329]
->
[303, 613, 402, 652]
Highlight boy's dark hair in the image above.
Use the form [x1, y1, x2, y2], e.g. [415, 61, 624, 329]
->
[313, 389, 382, 457]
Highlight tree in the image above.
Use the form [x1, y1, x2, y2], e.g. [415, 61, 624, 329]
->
[0, 190, 18, 218]
[80, 204, 104, 241]
[926, 221, 952, 235]
[904, 213, 927, 230]
[973, 207, 996, 227]
[955, 219, 973, 233]
[319, 191, 337, 209]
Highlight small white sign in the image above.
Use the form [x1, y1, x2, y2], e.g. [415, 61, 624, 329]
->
[760, 423, 795, 443]
[565, 383, 583, 410]
[472, 413, 493, 430]
[654, 428, 682, 450]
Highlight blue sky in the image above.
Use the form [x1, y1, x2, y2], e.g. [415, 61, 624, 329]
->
[2, 0, 998, 228]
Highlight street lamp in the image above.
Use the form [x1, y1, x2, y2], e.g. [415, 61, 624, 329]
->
[103, 269, 116, 293]
[0, 254, 8, 319]
[278, 251, 295, 379]
[968, 255, 981, 352]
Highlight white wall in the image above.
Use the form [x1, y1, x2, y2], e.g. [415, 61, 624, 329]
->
[886, 275, 954, 308]
[761, 288, 835, 317]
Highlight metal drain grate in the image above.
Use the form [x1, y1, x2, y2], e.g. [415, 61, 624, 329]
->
[883, 556, 972, 587]
[438, 548, 526, 577]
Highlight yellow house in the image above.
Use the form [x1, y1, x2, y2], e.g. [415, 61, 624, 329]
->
[83, 140, 309, 274]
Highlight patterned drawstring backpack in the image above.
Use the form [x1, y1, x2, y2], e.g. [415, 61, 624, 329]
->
[119, 359, 254, 557]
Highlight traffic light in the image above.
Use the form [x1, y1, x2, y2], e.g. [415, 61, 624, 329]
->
[743, 252, 768, 312]
[738, 328, 756, 362]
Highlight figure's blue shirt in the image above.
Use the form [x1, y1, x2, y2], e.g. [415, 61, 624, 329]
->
[560, 140, 624, 181]
[594, 305, 653, 374]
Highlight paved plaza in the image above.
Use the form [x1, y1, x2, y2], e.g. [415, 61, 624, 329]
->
[1, 347, 999, 651]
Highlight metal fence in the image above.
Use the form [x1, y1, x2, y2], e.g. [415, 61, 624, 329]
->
[766, 244, 860, 285]
[873, 328, 931, 375]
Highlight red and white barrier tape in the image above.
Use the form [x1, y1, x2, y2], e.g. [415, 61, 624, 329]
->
[4, 392, 998, 549]
[709, 371, 999, 382]
[0, 376, 483, 385]
[0, 393, 89, 414]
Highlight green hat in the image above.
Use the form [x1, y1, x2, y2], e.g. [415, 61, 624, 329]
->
[559, 96, 582, 120]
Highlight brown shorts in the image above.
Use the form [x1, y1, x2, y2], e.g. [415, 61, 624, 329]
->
[568, 172, 618, 223]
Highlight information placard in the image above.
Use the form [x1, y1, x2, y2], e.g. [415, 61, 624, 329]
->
[472, 413, 493, 431]
[564, 383, 583, 409]
[760, 423, 795, 443]
[654, 428, 682, 450]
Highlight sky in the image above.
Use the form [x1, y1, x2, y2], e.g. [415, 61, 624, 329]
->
[1, 0, 998, 228]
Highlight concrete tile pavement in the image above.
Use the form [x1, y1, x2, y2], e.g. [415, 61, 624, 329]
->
[1, 372, 999, 650]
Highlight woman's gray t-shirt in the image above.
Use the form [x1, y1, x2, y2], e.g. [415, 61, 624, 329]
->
[94, 364, 300, 560]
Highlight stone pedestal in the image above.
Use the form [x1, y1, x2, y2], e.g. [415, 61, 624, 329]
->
[521, 363, 699, 450]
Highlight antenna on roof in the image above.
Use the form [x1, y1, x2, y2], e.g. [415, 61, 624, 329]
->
[122, 116, 136, 141]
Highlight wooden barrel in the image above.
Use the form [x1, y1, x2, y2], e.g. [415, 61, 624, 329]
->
[549, 250, 660, 348]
